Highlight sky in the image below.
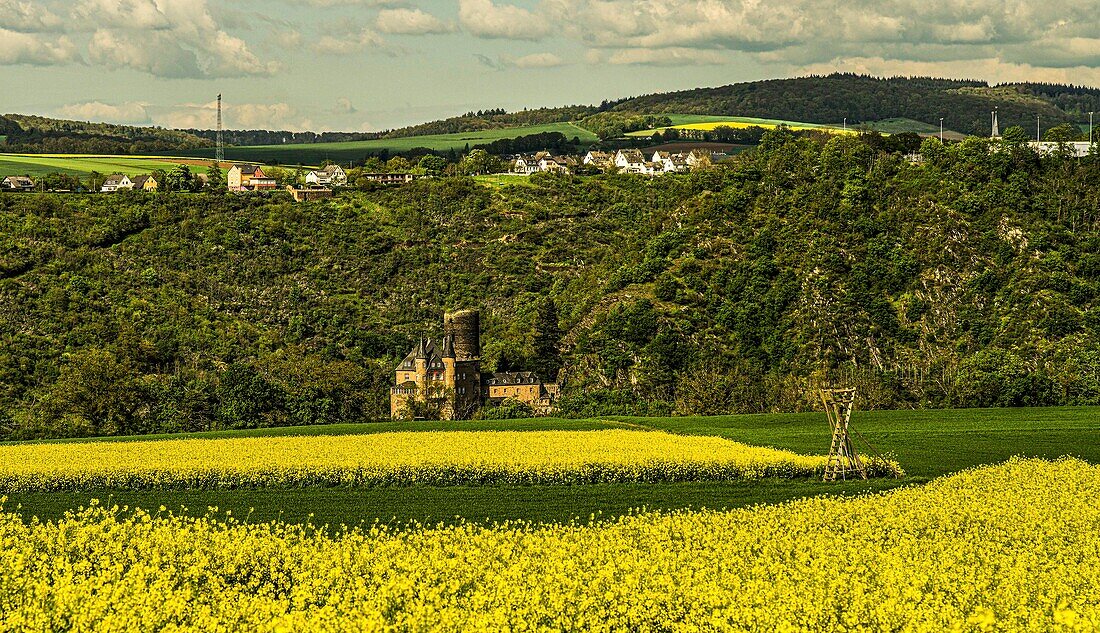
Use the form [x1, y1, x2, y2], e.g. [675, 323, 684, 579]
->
[3, 0, 1100, 132]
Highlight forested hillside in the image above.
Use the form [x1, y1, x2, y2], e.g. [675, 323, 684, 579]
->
[0, 115, 211, 155]
[2, 129, 1099, 439]
[609, 74, 1097, 136]
[369, 74, 1100, 140]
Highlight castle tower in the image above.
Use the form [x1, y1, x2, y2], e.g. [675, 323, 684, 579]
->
[441, 333, 457, 388]
[413, 337, 430, 390]
[444, 309, 480, 361]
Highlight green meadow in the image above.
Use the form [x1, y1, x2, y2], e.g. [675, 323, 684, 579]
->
[5, 406, 1098, 527]
[0, 154, 214, 178]
[178, 122, 600, 165]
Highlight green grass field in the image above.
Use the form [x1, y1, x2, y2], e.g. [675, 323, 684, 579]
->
[5, 406, 1098, 527]
[0, 154, 217, 178]
[178, 122, 599, 165]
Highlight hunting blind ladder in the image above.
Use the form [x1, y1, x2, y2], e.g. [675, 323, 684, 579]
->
[821, 387, 868, 481]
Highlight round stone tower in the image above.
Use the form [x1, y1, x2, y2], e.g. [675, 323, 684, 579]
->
[444, 309, 480, 361]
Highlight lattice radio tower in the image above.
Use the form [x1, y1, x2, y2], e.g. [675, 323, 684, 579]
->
[215, 94, 224, 165]
[821, 387, 868, 481]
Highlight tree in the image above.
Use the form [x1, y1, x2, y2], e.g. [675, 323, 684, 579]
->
[532, 299, 563, 381]
[205, 162, 226, 191]
[1045, 123, 1083, 142]
[24, 348, 144, 437]
[386, 156, 413, 173]
[164, 164, 194, 192]
[215, 363, 283, 429]
[417, 154, 447, 175]
[1002, 125, 1029, 145]
[459, 149, 500, 175]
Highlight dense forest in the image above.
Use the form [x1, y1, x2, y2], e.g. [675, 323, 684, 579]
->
[0, 115, 211, 155]
[180, 129, 382, 147]
[609, 75, 1096, 136]
[2, 128, 1099, 439]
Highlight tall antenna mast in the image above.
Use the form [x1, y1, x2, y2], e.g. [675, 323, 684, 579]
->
[216, 94, 224, 165]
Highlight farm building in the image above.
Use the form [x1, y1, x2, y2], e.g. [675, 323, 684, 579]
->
[1, 176, 34, 191]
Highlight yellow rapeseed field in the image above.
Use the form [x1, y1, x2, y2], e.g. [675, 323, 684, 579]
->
[0, 430, 884, 491]
[1, 458, 1095, 631]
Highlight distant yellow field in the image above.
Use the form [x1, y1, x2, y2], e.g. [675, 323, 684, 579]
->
[628, 119, 857, 137]
[0, 429, 847, 490]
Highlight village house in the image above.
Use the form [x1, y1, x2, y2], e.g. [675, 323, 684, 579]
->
[614, 149, 649, 174]
[227, 164, 277, 192]
[583, 150, 615, 170]
[390, 309, 560, 420]
[100, 174, 133, 192]
[512, 151, 574, 175]
[1, 175, 35, 191]
[304, 164, 348, 187]
[512, 155, 541, 174]
[131, 175, 159, 191]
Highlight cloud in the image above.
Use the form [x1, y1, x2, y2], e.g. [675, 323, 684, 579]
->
[296, 0, 406, 5]
[510, 52, 565, 68]
[798, 56, 1100, 90]
[72, 0, 171, 30]
[0, 28, 78, 65]
[538, 0, 1100, 72]
[459, 0, 550, 40]
[75, 0, 278, 78]
[335, 97, 358, 114]
[312, 28, 386, 54]
[375, 8, 452, 35]
[157, 100, 321, 132]
[57, 101, 152, 124]
[602, 47, 727, 66]
[0, 0, 63, 32]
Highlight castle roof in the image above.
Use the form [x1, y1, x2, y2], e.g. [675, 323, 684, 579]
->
[441, 333, 456, 359]
[487, 371, 542, 385]
[399, 338, 447, 370]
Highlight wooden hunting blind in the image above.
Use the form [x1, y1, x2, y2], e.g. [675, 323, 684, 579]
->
[820, 387, 868, 481]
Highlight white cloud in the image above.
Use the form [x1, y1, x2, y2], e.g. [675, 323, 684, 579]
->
[75, 0, 278, 78]
[510, 52, 565, 68]
[57, 101, 152, 124]
[375, 8, 452, 35]
[603, 47, 727, 66]
[0, 0, 63, 32]
[335, 97, 358, 114]
[540, 0, 1100, 71]
[312, 28, 386, 54]
[0, 28, 78, 65]
[297, 0, 405, 5]
[157, 100, 320, 132]
[72, 0, 171, 30]
[798, 56, 1100, 89]
[459, 0, 550, 40]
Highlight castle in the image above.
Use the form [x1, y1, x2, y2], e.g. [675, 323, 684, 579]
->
[389, 309, 560, 420]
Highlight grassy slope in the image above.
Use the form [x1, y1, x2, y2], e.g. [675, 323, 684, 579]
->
[0, 154, 208, 178]
[177, 123, 599, 165]
[6, 406, 1099, 527]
